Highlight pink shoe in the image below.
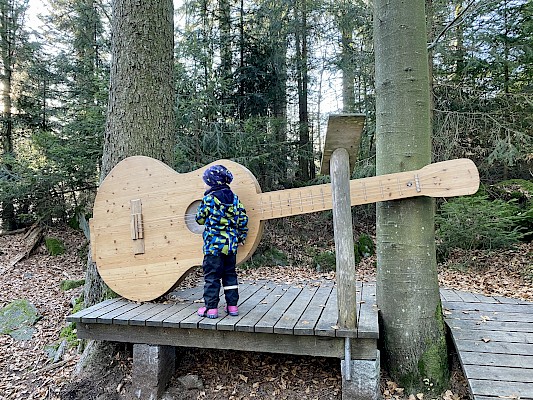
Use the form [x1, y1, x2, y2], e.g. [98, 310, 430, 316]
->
[225, 305, 239, 316]
[197, 307, 218, 319]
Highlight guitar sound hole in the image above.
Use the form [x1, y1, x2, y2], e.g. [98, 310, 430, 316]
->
[185, 200, 204, 234]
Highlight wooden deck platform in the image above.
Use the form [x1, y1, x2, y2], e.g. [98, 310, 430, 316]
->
[67, 280, 379, 360]
[442, 289, 533, 400]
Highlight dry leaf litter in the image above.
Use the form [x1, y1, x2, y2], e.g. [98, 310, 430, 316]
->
[0, 223, 531, 400]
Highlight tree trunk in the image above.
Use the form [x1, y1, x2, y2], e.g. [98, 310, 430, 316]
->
[85, 0, 175, 307]
[1, 0, 17, 231]
[295, 0, 313, 181]
[373, 0, 449, 393]
[341, 26, 355, 113]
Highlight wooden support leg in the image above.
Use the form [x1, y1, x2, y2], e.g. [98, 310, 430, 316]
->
[341, 350, 380, 400]
[132, 344, 176, 399]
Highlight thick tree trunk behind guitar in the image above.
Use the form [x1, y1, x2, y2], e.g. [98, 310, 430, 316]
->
[374, 0, 448, 392]
[84, 0, 175, 308]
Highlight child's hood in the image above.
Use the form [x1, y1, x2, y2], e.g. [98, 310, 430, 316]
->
[210, 188, 235, 206]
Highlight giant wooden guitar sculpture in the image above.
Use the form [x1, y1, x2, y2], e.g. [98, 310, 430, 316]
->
[90, 156, 479, 301]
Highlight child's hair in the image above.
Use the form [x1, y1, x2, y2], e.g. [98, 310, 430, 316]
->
[203, 165, 233, 187]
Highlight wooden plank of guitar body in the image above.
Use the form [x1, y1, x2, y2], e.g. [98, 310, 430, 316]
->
[274, 286, 318, 335]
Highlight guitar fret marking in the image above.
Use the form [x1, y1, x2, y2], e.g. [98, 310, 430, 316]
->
[397, 178, 403, 196]
[320, 188, 325, 208]
[279, 194, 282, 216]
[380, 181, 384, 198]
[288, 192, 292, 214]
[269, 195, 274, 218]
[310, 189, 314, 210]
[362, 182, 367, 201]
[415, 174, 421, 192]
[299, 192, 303, 212]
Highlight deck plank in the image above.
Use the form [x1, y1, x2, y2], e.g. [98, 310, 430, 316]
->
[255, 286, 303, 333]
[113, 303, 161, 326]
[447, 317, 533, 333]
[97, 302, 143, 324]
[274, 286, 318, 335]
[80, 299, 132, 323]
[315, 286, 339, 337]
[444, 293, 533, 400]
[469, 379, 533, 398]
[450, 328, 533, 343]
[145, 302, 192, 327]
[235, 284, 288, 333]
[66, 298, 123, 322]
[445, 309, 533, 323]
[460, 351, 533, 368]
[212, 283, 273, 331]
[293, 285, 333, 336]
[463, 364, 533, 383]
[444, 301, 533, 314]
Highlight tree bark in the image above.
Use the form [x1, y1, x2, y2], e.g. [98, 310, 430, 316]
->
[1, 0, 17, 231]
[374, 0, 449, 393]
[85, 0, 175, 307]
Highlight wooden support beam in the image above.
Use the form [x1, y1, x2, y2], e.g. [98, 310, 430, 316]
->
[331, 148, 358, 330]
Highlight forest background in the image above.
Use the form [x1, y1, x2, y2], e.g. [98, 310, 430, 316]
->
[1, 0, 532, 239]
[1, 0, 532, 233]
[0, 0, 532, 398]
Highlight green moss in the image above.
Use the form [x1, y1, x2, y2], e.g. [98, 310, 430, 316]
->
[45, 237, 65, 256]
[416, 304, 449, 393]
[72, 295, 84, 314]
[395, 304, 450, 393]
[60, 279, 85, 291]
[357, 234, 375, 257]
[0, 299, 40, 335]
[60, 322, 79, 347]
[313, 250, 336, 272]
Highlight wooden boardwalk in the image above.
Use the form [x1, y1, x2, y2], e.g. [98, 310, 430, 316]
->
[441, 289, 533, 400]
[68, 282, 533, 399]
[68, 280, 379, 360]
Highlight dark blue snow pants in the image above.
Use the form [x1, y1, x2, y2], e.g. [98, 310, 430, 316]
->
[202, 253, 239, 309]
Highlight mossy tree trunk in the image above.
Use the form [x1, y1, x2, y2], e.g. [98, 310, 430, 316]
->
[373, 0, 449, 393]
[84, 0, 175, 307]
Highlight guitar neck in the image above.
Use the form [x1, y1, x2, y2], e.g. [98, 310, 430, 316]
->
[252, 174, 414, 220]
[251, 159, 479, 220]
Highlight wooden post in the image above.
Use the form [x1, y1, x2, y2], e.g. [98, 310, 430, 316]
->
[330, 148, 357, 330]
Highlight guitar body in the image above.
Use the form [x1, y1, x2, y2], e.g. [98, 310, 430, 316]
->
[90, 156, 264, 302]
[90, 156, 479, 301]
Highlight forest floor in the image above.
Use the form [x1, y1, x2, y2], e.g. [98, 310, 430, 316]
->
[0, 219, 532, 400]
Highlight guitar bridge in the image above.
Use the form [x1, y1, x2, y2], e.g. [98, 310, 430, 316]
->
[130, 199, 145, 255]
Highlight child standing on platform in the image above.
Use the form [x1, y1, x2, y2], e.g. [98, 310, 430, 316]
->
[195, 165, 249, 319]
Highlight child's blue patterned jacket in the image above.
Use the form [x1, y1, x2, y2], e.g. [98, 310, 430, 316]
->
[195, 188, 249, 256]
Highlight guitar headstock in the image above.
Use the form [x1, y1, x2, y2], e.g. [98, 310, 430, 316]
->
[417, 158, 480, 198]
